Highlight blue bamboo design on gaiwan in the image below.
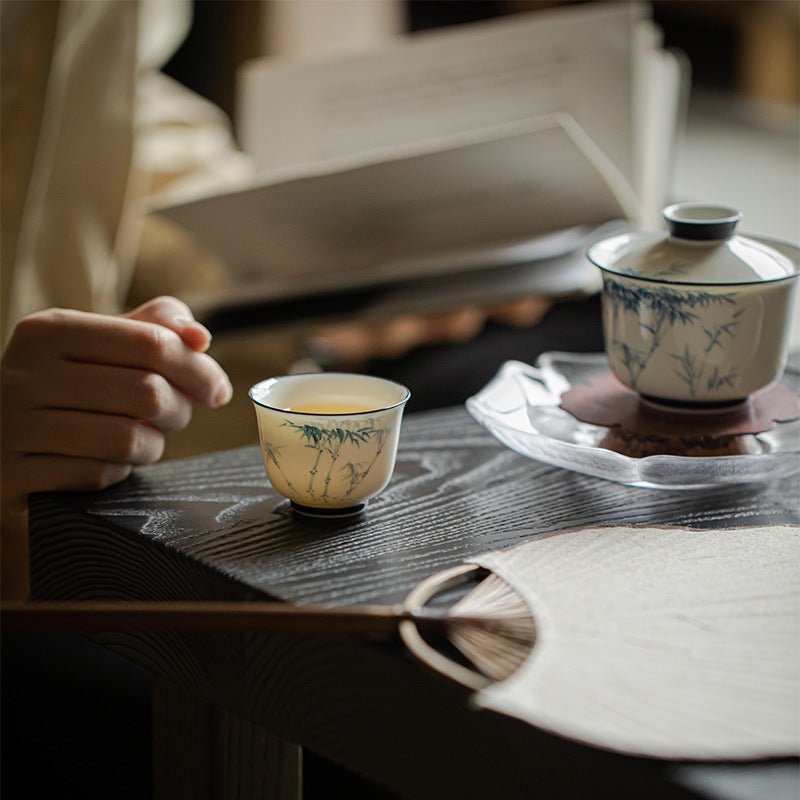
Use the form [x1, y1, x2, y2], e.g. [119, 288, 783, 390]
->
[604, 277, 744, 396]
[620, 260, 691, 280]
[265, 418, 389, 502]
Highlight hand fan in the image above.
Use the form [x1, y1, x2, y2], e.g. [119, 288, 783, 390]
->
[4, 524, 797, 760]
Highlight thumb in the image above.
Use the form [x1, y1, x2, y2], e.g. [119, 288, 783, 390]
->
[124, 296, 211, 353]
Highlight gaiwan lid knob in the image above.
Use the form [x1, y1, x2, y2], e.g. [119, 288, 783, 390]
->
[662, 203, 742, 241]
[586, 202, 799, 286]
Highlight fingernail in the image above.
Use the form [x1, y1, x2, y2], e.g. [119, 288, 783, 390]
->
[212, 378, 233, 407]
[174, 316, 211, 337]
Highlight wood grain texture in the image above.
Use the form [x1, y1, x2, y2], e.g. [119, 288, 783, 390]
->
[27, 407, 800, 799]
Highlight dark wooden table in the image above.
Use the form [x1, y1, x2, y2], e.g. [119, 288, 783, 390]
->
[28, 406, 800, 799]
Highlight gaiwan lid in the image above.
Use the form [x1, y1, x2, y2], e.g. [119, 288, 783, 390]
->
[587, 203, 799, 286]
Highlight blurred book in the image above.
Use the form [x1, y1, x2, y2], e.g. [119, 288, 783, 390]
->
[153, 2, 686, 330]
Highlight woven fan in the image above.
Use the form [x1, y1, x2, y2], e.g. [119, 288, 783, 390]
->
[4, 524, 798, 760]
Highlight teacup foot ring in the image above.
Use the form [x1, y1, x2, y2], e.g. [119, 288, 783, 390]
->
[639, 393, 748, 414]
[290, 501, 365, 518]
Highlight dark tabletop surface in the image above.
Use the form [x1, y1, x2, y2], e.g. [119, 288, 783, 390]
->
[26, 397, 800, 800]
[29, 406, 800, 608]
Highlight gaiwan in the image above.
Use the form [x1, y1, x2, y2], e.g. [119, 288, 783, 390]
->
[587, 203, 799, 409]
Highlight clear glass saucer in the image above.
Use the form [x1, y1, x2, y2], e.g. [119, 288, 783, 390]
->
[465, 352, 800, 489]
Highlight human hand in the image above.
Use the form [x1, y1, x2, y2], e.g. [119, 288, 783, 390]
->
[1, 296, 231, 511]
[309, 297, 551, 363]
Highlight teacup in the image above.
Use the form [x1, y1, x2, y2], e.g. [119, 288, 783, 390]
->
[249, 372, 410, 516]
[587, 204, 800, 409]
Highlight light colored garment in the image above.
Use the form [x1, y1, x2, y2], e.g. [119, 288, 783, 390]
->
[1, 0, 317, 464]
[2, 0, 138, 346]
[0, 0, 250, 349]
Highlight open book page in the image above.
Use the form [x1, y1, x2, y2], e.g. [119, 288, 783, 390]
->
[153, 3, 681, 323]
[238, 3, 643, 194]
[160, 116, 632, 317]
[633, 19, 690, 227]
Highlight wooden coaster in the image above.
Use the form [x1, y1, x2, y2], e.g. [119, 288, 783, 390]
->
[560, 373, 800, 457]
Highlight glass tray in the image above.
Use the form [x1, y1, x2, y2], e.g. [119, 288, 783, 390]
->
[466, 352, 800, 490]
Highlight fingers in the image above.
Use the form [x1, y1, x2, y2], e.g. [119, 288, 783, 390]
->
[10, 309, 232, 409]
[420, 308, 485, 344]
[2, 399, 162, 506]
[311, 298, 550, 365]
[29, 361, 193, 432]
[0, 299, 232, 517]
[125, 295, 211, 353]
[11, 454, 133, 495]
[312, 308, 486, 362]
[17, 408, 165, 465]
[332, 317, 430, 361]
[311, 318, 424, 362]
[489, 297, 552, 327]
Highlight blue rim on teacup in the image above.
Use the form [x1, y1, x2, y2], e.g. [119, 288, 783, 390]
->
[249, 372, 411, 415]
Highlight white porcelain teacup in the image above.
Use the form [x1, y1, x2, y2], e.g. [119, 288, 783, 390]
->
[588, 204, 800, 409]
[249, 373, 410, 516]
